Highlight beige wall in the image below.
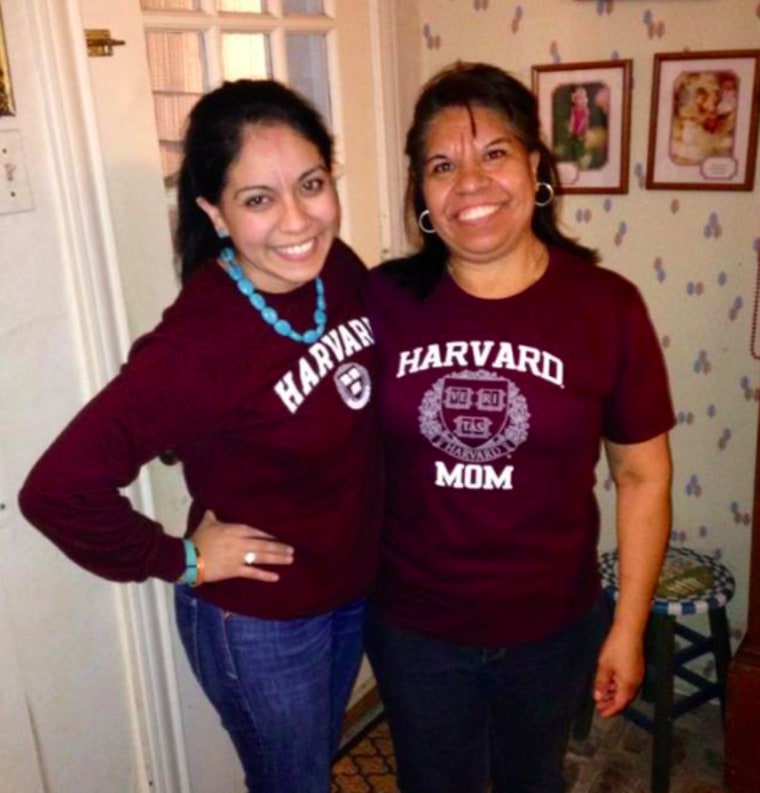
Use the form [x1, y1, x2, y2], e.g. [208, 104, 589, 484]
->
[401, 0, 760, 650]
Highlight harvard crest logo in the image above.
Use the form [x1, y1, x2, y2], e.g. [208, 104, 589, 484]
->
[419, 369, 530, 462]
[334, 363, 371, 410]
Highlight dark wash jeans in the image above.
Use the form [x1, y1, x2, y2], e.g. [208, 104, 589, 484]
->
[175, 585, 365, 793]
[365, 596, 609, 793]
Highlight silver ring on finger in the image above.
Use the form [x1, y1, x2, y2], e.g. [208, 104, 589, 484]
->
[244, 551, 257, 566]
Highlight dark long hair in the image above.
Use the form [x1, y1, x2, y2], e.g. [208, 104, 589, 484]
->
[395, 61, 598, 297]
[176, 79, 334, 284]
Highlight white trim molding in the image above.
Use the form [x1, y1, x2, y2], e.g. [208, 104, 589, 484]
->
[368, 0, 405, 260]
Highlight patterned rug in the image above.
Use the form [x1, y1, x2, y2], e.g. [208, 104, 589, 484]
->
[332, 717, 396, 793]
[331, 702, 727, 793]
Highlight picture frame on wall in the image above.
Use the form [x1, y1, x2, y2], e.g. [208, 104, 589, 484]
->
[646, 49, 760, 191]
[531, 59, 632, 194]
[0, 4, 15, 117]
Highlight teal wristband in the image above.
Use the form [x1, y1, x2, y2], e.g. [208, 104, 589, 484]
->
[178, 538, 199, 586]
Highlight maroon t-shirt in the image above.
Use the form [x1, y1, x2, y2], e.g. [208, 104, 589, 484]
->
[365, 247, 675, 646]
[19, 239, 383, 619]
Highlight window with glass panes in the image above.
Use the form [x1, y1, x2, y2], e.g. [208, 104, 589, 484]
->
[140, 0, 333, 185]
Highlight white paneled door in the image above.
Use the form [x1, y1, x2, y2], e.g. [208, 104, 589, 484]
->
[74, 1, 390, 791]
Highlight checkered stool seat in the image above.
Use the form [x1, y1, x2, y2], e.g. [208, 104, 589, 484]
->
[598, 546, 734, 793]
[600, 545, 735, 616]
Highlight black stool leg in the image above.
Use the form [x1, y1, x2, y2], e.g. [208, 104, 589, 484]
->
[708, 607, 731, 717]
[651, 614, 675, 793]
[641, 619, 658, 702]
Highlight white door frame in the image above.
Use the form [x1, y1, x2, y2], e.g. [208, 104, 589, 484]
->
[26, 0, 401, 790]
[367, 0, 405, 260]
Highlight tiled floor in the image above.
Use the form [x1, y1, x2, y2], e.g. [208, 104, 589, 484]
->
[331, 702, 727, 793]
[566, 703, 726, 793]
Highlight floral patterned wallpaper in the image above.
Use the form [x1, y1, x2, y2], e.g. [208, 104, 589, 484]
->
[408, 0, 760, 648]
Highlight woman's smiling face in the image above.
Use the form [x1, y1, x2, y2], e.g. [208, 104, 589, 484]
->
[198, 122, 340, 294]
[421, 104, 540, 269]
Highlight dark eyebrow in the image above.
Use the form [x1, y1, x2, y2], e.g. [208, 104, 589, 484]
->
[234, 184, 270, 199]
[299, 164, 329, 181]
[485, 135, 516, 147]
[233, 164, 328, 199]
[423, 153, 448, 167]
[423, 134, 515, 167]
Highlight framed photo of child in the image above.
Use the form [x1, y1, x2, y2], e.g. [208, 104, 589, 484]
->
[531, 59, 632, 194]
[646, 50, 760, 190]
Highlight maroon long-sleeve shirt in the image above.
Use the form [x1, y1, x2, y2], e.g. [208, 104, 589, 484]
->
[19, 240, 383, 619]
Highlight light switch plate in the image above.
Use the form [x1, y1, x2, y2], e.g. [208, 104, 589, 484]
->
[0, 130, 34, 215]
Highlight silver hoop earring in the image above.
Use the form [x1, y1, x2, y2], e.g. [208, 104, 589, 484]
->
[418, 209, 436, 235]
[535, 182, 555, 208]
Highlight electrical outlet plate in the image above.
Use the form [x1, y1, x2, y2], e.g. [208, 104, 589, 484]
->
[0, 130, 34, 215]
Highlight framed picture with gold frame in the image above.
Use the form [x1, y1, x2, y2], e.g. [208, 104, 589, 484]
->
[646, 49, 760, 191]
[0, 4, 15, 117]
[531, 59, 632, 194]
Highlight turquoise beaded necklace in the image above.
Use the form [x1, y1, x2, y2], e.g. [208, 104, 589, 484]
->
[220, 246, 327, 345]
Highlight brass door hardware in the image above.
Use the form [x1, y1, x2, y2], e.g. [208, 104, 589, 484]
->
[85, 29, 126, 58]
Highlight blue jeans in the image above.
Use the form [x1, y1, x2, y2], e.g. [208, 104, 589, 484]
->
[365, 597, 609, 793]
[174, 586, 365, 793]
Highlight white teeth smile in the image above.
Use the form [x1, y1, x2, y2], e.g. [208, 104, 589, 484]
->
[458, 205, 499, 222]
[278, 239, 316, 257]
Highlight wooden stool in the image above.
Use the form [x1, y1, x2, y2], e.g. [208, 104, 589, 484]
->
[599, 547, 735, 793]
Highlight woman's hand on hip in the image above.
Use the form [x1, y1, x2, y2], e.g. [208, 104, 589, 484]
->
[191, 509, 294, 583]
